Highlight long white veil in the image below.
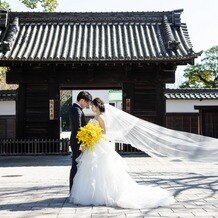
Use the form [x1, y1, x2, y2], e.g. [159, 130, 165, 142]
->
[103, 104, 218, 162]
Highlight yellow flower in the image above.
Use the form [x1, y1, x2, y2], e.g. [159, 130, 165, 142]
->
[76, 120, 105, 152]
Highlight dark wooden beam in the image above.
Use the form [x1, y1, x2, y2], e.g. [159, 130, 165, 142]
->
[6, 64, 176, 85]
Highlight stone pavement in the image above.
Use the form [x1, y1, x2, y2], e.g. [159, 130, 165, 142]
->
[0, 155, 217, 218]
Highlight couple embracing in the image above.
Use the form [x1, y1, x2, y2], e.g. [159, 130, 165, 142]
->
[68, 90, 218, 208]
[68, 91, 174, 209]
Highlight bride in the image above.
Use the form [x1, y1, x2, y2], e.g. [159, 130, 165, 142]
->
[69, 98, 175, 208]
[69, 97, 218, 208]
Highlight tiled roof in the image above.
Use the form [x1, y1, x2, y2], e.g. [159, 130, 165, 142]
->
[0, 90, 17, 101]
[165, 89, 218, 100]
[0, 10, 199, 63]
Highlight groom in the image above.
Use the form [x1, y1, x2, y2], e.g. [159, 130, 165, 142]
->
[69, 91, 92, 192]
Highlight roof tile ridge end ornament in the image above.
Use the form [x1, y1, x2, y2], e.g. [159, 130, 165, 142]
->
[172, 9, 183, 27]
[0, 17, 20, 53]
[178, 16, 201, 58]
[192, 49, 203, 57]
[185, 47, 203, 58]
[162, 15, 180, 52]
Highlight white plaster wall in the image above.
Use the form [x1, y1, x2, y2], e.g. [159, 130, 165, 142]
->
[72, 90, 109, 116]
[0, 101, 16, 115]
[166, 99, 218, 113]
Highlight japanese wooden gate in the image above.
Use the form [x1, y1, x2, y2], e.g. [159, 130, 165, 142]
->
[0, 10, 199, 143]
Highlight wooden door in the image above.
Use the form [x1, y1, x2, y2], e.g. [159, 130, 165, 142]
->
[202, 111, 218, 138]
[121, 82, 165, 154]
[122, 82, 165, 125]
[0, 116, 16, 139]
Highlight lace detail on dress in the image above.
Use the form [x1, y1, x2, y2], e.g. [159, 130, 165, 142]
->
[89, 118, 98, 124]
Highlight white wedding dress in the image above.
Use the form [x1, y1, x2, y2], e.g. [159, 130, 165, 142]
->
[69, 119, 175, 209]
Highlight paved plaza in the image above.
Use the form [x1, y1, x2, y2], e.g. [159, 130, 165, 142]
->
[0, 155, 217, 218]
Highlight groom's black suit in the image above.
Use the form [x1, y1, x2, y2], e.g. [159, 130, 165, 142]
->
[69, 103, 87, 192]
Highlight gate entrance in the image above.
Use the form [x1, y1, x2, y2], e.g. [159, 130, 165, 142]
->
[60, 88, 123, 133]
[7, 63, 181, 139]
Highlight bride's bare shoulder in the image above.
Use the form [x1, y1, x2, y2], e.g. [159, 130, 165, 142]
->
[95, 114, 105, 123]
[94, 114, 105, 122]
[95, 114, 106, 132]
[99, 114, 105, 121]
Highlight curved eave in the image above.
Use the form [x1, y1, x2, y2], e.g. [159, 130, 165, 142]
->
[0, 54, 198, 65]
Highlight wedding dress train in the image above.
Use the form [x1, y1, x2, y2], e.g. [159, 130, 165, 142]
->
[69, 135, 174, 209]
[69, 102, 218, 208]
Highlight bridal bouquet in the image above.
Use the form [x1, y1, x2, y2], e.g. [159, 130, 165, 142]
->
[76, 120, 105, 152]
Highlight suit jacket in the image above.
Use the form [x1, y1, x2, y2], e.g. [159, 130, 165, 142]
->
[69, 103, 87, 148]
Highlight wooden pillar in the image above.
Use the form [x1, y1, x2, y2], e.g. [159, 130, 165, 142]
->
[198, 108, 203, 135]
[156, 82, 166, 126]
[16, 83, 26, 139]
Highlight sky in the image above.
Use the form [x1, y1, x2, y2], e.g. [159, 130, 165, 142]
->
[8, 0, 218, 87]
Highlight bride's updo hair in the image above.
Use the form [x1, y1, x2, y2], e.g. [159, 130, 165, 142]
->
[92, 98, 105, 113]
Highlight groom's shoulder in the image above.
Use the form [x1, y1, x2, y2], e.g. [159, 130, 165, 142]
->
[71, 103, 82, 112]
[72, 103, 80, 109]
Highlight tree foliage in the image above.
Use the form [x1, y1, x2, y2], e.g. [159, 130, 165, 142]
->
[19, 0, 58, 12]
[60, 90, 71, 131]
[0, 1, 11, 10]
[180, 46, 218, 88]
[0, 67, 18, 90]
[60, 95, 71, 131]
[0, 0, 58, 12]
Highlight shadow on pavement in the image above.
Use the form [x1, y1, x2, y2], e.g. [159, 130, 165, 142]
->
[132, 171, 218, 203]
[0, 155, 72, 167]
[0, 154, 149, 167]
[0, 173, 217, 212]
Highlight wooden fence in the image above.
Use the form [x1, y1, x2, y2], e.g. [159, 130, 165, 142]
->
[0, 139, 69, 155]
[0, 139, 144, 156]
[115, 143, 143, 154]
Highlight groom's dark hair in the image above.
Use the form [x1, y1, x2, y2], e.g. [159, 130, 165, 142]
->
[77, 91, 92, 102]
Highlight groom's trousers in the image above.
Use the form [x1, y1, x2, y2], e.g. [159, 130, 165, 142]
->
[70, 143, 81, 192]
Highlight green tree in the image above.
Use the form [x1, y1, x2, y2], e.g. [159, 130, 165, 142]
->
[60, 91, 71, 131]
[180, 46, 218, 88]
[0, 0, 58, 12]
[0, 67, 18, 90]
[19, 0, 58, 12]
[0, 0, 11, 10]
